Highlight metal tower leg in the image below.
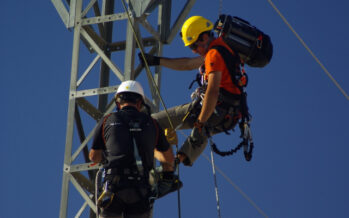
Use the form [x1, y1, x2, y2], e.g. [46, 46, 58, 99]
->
[52, 0, 197, 217]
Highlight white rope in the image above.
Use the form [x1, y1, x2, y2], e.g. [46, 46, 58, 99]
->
[95, 168, 103, 218]
[266, 0, 349, 101]
[219, 0, 223, 15]
[209, 139, 222, 218]
[179, 130, 268, 217]
[202, 153, 269, 218]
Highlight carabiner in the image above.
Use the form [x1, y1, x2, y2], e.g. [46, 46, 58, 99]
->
[97, 183, 115, 209]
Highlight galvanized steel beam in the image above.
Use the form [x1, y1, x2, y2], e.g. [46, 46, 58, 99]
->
[52, 0, 194, 217]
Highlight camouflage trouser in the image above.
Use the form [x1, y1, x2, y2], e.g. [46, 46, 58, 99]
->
[152, 102, 236, 166]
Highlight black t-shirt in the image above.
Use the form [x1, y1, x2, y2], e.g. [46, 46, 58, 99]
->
[91, 106, 170, 170]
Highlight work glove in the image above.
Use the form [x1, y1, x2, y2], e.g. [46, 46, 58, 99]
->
[138, 53, 160, 67]
[157, 171, 183, 199]
[189, 120, 205, 148]
[164, 128, 178, 145]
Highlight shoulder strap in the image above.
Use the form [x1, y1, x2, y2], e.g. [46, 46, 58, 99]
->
[211, 45, 250, 121]
[120, 111, 156, 174]
[211, 45, 245, 90]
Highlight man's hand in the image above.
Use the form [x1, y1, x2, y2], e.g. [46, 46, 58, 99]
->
[138, 53, 160, 67]
[189, 120, 205, 147]
[89, 149, 104, 163]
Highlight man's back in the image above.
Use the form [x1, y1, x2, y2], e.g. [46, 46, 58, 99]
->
[92, 106, 160, 171]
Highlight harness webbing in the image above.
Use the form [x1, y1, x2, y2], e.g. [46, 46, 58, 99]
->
[209, 45, 254, 161]
[129, 120, 144, 173]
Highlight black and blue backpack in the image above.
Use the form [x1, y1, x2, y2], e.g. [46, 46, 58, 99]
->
[214, 14, 273, 68]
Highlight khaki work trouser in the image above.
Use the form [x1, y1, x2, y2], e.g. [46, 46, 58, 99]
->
[152, 102, 236, 166]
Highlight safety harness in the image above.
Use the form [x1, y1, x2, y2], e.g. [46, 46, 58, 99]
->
[96, 110, 182, 214]
[211, 45, 254, 161]
[188, 44, 254, 161]
[97, 111, 157, 212]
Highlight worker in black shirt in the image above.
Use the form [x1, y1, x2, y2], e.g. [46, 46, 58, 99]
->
[90, 80, 181, 218]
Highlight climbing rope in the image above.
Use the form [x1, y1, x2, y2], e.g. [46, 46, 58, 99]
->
[95, 168, 103, 218]
[177, 130, 268, 218]
[120, 0, 176, 130]
[208, 136, 222, 218]
[201, 152, 269, 218]
[218, 0, 223, 16]
[266, 0, 349, 101]
[120, 1, 182, 217]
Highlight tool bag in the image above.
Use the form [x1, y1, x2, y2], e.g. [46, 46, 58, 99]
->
[214, 14, 273, 68]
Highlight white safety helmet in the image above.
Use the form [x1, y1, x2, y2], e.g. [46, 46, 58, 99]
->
[115, 80, 145, 100]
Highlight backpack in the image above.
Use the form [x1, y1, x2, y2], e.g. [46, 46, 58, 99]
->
[102, 111, 158, 174]
[214, 14, 273, 68]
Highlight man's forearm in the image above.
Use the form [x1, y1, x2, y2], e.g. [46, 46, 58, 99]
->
[160, 56, 204, 71]
[198, 71, 221, 123]
[198, 90, 219, 123]
[155, 148, 175, 171]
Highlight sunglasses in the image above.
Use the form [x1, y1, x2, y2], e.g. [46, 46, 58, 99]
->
[189, 41, 199, 50]
[189, 34, 204, 50]
[180, 32, 204, 50]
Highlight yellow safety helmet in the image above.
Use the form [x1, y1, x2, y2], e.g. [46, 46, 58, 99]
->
[180, 16, 213, 46]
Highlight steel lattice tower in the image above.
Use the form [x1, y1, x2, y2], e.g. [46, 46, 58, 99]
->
[52, 0, 196, 217]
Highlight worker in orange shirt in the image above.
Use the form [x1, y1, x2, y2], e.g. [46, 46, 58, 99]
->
[139, 16, 248, 166]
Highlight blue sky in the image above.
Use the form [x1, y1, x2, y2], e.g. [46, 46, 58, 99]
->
[1, 1, 348, 218]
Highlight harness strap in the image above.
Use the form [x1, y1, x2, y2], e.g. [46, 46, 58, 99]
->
[208, 45, 254, 161]
[113, 112, 150, 174]
[188, 73, 203, 89]
[211, 45, 246, 91]
[101, 111, 153, 183]
[99, 111, 164, 210]
[106, 167, 143, 176]
[211, 45, 250, 120]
